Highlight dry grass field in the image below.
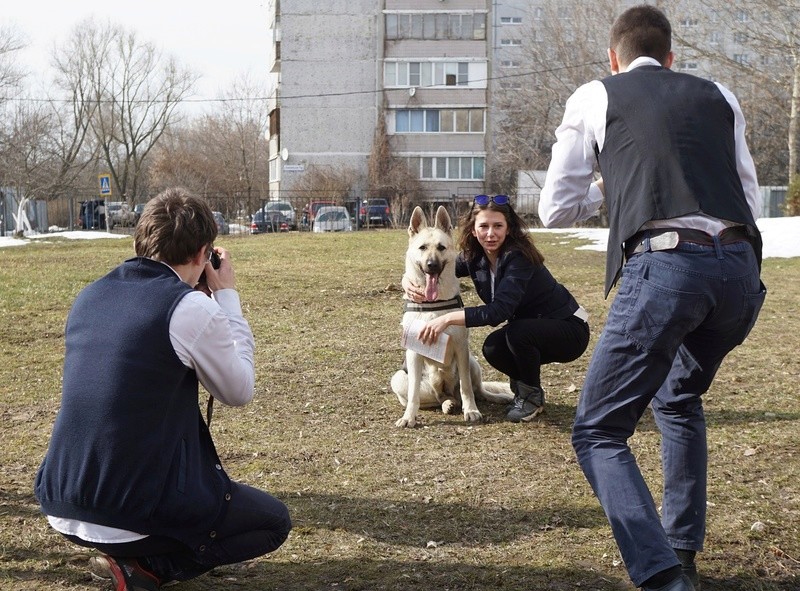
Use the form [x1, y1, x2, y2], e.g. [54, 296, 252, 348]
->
[0, 229, 797, 590]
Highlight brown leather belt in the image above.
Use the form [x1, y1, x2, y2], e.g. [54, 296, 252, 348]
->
[625, 226, 751, 258]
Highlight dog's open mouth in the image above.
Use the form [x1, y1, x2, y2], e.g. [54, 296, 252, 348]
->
[424, 272, 440, 301]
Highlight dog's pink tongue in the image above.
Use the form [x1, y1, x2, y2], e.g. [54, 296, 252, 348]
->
[424, 274, 439, 301]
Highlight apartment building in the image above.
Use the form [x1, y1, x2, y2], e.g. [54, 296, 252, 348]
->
[266, 1, 788, 205]
[265, 1, 381, 200]
[266, 0, 491, 203]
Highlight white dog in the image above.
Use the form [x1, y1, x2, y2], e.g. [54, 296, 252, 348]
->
[390, 206, 513, 428]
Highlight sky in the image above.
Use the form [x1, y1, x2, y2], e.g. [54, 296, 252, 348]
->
[4, 0, 271, 110]
[2, 217, 799, 260]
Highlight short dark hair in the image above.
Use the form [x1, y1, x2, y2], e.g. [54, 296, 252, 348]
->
[610, 5, 671, 66]
[134, 187, 217, 266]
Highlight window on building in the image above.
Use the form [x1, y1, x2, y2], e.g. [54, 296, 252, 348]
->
[500, 39, 522, 46]
[395, 109, 483, 134]
[385, 12, 486, 41]
[678, 62, 698, 71]
[733, 32, 748, 44]
[709, 31, 721, 45]
[500, 16, 523, 25]
[384, 61, 472, 88]
[733, 53, 749, 65]
[679, 17, 698, 27]
[500, 60, 520, 68]
[386, 14, 398, 39]
[269, 158, 279, 182]
[533, 7, 543, 20]
[413, 156, 486, 180]
[736, 9, 749, 22]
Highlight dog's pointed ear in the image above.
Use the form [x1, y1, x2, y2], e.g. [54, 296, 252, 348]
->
[409, 206, 426, 237]
[434, 206, 452, 235]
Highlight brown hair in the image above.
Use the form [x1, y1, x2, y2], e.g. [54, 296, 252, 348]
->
[457, 199, 544, 266]
[134, 187, 217, 266]
[610, 5, 671, 67]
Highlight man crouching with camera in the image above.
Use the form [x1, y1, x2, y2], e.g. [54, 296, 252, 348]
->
[35, 187, 291, 590]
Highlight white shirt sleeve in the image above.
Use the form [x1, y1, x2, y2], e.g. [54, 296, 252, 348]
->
[539, 80, 607, 228]
[170, 289, 255, 407]
[714, 82, 762, 221]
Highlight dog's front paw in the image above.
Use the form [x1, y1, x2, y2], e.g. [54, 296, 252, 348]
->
[463, 409, 483, 423]
[395, 415, 417, 428]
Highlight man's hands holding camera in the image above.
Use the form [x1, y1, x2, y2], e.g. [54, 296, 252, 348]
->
[196, 247, 236, 296]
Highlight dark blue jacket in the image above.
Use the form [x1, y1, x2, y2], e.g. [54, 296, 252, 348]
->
[457, 249, 580, 328]
[35, 258, 231, 551]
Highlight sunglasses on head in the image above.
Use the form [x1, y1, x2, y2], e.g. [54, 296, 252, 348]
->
[474, 194, 510, 206]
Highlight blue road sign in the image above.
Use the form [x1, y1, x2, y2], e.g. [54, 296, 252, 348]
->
[99, 174, 112, 196]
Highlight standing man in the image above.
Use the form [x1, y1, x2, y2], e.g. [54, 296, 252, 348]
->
[35, 188, 291, 590]
[539, 6, 766, 591]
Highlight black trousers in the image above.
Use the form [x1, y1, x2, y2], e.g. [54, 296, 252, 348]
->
[482, 315, 590, 388]
[64, 480, 291, 582]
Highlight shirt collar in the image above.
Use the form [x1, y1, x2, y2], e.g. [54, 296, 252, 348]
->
[624, 56, 663, 72]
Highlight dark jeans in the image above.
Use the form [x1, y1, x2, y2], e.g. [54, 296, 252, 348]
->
[571, 238, 765, 586]
[65, 481, 291, 582]
[482, 315, 590, 388]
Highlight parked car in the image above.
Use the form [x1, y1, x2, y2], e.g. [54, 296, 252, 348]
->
[106, 201, 136, 228]
[133, 203, 146, 225]
[302, 200, 337, 228]
[359, 198, 391, 227]
[212, 211, 230, 235]
[261, 200, 297, 229]
[313, 206, 352, 232]
[251, 210, 289, 234]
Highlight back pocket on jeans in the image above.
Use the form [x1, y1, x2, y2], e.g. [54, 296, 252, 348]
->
[623, 277, 705, 353]
[736, 280, 767, 345]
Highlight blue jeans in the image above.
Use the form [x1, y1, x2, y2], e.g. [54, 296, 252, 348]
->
[572, 237, 765, 586]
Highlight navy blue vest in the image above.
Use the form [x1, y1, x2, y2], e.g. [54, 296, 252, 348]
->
[599, 66, 757, 295]
[35, 258, 231, 548]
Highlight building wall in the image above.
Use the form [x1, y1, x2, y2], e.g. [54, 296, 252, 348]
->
[271, 1, 382, 196]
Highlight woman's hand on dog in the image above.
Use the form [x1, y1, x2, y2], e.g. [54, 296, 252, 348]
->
[419, 312, 465, 345]
[401, 276, 426, 303]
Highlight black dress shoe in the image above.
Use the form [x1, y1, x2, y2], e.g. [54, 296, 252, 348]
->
[641, 573, 695, 591]
[674, 549, 700, 590]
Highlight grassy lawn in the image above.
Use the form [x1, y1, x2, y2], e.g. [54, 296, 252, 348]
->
[0, 229, 797, 590]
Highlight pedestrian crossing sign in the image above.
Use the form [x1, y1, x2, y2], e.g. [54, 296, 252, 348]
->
[99, 174, 112, 196]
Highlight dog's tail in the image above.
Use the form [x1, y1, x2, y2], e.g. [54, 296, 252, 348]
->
[475, 381, 514, 404]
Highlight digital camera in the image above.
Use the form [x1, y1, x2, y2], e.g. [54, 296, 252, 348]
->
[198, 250, 221, 286]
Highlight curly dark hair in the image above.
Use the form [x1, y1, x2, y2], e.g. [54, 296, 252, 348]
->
[457, 199, 544, 266]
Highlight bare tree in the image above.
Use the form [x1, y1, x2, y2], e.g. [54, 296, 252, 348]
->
[672, 0, 800, 185]
[0, 24, 25, 102]
[367, 108, 423, 226]
[211, 76, 271, 215]
[53, 18, 197, 204]
[489, 1, 614, 194]
[149, 76, 270, 216]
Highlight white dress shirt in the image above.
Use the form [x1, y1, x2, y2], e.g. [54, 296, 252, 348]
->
[539, 56, 761, 233]
[48, 261, 255, 543]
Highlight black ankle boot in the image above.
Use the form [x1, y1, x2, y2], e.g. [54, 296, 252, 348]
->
[674, 549, 699, 590]
[505, 382, 544, 422]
